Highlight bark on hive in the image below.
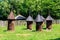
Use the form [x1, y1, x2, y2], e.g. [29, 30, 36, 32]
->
[36, 22, 43, 31]
[27, 21, 33, 30]
[8, 20, 14, 30]
[46, 20, 52, 30]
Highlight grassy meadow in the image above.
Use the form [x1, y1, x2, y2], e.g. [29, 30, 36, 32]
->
[0, 24, 60, 40]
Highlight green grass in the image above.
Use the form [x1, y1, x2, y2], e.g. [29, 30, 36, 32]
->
[0, 24, 60, 40]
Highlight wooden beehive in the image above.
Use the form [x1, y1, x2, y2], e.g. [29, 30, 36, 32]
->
[8, 11, 15, 31]
[35, 14, 43, 31]
[26, 15, 33, 30]
[46, 15, 53, 30]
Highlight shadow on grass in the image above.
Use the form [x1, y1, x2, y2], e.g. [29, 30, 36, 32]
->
[32, 30, 44, 32]
[3, 30, 7, 32]
[32, 30, 36, 32]
[43, 28, 46, 30]
[22, 28, 28, 30]
[50, 38, 60, 40]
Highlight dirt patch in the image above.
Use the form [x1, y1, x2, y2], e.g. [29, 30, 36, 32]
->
[0, 34, 5, 37]
[0, 34, 2, 37]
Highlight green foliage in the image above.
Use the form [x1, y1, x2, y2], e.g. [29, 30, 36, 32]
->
[0, 0, 60, 19]
[0, 0, 10, 20]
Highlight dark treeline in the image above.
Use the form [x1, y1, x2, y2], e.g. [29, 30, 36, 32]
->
[0, 0, 60, 20]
